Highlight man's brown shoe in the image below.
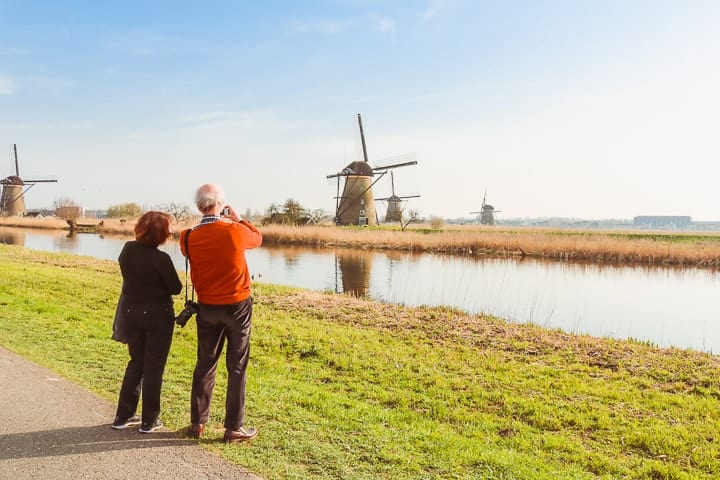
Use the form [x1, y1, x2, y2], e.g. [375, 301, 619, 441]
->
[223, 426, 258, 444]
[188, 423, 205, 439]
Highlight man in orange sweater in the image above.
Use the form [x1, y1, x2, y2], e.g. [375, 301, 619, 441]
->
[180, 183, 262, 443]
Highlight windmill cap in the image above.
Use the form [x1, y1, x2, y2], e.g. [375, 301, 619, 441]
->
[342, 161, 374, 176]
[1, 175, 23, 185]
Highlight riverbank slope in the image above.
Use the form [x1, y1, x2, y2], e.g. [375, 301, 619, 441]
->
[0, 244, 718, 479]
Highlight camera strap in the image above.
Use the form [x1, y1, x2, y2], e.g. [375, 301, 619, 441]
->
[183, 228, 196, 305]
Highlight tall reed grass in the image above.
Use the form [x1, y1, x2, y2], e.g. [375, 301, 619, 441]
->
[260, 224, 720, 267]
[3, 216, 720, 267]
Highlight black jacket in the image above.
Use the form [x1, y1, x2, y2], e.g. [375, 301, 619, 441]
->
[119, 241, 182, 305]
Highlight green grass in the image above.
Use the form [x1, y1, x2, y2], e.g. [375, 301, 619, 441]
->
[1, 244, 719, 479]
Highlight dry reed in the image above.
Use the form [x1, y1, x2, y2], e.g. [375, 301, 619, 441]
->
[3, 216, 720, 267]
[260, 224, 720, 267]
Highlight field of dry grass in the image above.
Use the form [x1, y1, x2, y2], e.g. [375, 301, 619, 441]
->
[3, 215, 720, 267]
[260, 224, 720, 267]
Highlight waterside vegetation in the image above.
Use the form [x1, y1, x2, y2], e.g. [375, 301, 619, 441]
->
[3, 216, 720, 268]
[0, 244, 718, 479]
[259, 224, 720, 267]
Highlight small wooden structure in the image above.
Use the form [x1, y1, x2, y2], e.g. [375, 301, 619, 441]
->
[66, 219, 103, 233]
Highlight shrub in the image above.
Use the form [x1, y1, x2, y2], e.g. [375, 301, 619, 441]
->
[430, 216, 445, 229]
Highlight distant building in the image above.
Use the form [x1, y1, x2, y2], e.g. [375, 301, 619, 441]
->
[25, 209, 54, 218]
[84, 209, 107, 219]
[690, 221, 720, 231]
[55, 206, 84, 220]
[632, 216, 691, 229]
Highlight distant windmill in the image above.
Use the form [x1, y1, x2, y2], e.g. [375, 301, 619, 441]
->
[0, 144, 58, 216]
[375, 171, 420, 223]
[327, 114, 417, 226]
[470, 190, 500, 225]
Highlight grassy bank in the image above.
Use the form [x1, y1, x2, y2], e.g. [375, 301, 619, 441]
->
[3, 216, 720, 267]
[0, 244, 718, 479]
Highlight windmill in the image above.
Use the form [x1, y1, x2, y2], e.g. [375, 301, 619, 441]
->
[1, 144, 58, 216]
[327, 114, 417, 226]
[470, 190, 500, 225]
[375, 170, 420, 223]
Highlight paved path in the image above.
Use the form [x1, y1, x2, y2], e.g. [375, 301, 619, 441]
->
[0, 346, 264, 480]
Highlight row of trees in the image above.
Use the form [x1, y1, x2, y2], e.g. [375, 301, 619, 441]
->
[111, 203, 192, 222]
[262, 199, 328, 225]
[53, 197, 430, 228]
[54, 197, 324, 225]
[52, 198, 191, 222]
[262, 199, 426, 229]
[106, 202, 192, 222]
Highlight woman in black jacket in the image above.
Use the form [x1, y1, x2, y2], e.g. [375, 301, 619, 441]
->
[112, 211, 182, 433]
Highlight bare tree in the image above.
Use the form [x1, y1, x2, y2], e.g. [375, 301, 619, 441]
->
[53, 197, 77, 209]
[267, 203, 280, 216]
[156, 202, 191, 223]
[307, 209, 329, 225]
[399, 209, 420, 232]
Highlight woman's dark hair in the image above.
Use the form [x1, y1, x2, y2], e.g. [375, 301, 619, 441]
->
[134, 211, 173, 247]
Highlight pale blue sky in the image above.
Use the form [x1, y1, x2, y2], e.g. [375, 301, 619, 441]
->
[1, 1, 718, 220]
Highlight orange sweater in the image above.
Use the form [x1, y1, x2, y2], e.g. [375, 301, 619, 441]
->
[180, 219, 262, 305]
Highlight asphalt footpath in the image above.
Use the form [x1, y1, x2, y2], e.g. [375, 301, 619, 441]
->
[0, 346, 264, 480]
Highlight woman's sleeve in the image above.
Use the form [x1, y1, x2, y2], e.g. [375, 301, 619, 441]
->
[159, 252, 183, 295]
[118, 242, 130, 276]
[118, 242, 128, 263]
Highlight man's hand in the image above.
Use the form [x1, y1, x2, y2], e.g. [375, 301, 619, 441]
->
[222, 205, 243, 223]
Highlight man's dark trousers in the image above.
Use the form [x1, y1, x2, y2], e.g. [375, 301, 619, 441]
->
[191, 298, 252, 431]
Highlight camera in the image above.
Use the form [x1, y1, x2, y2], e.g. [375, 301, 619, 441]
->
[221, 206, 230, 216]
[175, 300, 198, 327]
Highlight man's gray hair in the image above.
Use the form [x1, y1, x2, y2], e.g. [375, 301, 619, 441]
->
[195, 184, 226, 213]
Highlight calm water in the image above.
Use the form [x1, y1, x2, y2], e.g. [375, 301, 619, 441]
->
[2, 227, 719, 353]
